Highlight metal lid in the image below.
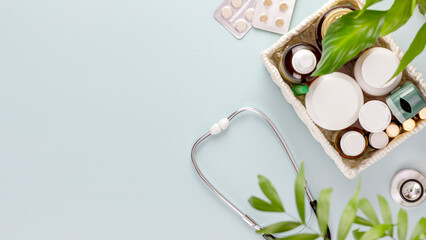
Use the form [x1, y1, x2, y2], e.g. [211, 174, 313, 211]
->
[321, 8, 352, 38]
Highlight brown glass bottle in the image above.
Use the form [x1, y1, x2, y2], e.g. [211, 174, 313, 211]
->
[316, 6, 354, 49]
[278, 43, 321, 84]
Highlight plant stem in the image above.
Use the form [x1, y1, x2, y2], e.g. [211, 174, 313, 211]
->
[283, 212, 320, 235]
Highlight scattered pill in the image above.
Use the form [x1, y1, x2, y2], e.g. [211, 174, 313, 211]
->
[231, 0, 243, 8]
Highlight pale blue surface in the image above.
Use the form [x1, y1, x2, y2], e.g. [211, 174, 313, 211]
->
[0, 0, 425, 239]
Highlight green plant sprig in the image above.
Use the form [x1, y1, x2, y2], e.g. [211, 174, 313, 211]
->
[248, 162, 426, 240]
[312, 0, 425, 79]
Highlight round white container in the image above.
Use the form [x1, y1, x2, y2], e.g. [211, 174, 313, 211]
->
[340, 131, 367, 157]
[369, 131, 389, 149]
[359, 100, 392, 133]
[306, 72, 364, 130]
[354, 47, 402, 96]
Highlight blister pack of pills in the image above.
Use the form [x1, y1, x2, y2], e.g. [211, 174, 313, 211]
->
[214, 0, 256, 39]
[252, 0, 296, 34]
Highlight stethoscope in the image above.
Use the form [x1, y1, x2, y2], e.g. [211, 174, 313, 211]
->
[191, 107, 331, 239]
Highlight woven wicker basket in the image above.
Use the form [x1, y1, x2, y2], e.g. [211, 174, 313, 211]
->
[261, 0, 426, 179]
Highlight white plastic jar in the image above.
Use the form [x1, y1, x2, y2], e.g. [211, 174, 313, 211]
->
[354, 47, 402, 96]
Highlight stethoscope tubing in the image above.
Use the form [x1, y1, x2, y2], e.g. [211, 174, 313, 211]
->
[191, 107, 330, 239]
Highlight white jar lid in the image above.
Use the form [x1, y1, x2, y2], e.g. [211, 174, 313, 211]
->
[354, 47, 402, 96]
[340, 131, 366, 157]
[359, 100, 391, 133]
[369, 131, 389, 149]
[306, 72, 364, 130]
[292, 49, 317, 74]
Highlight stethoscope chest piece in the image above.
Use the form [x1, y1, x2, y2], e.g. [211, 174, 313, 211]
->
[390, 169, 426, 207]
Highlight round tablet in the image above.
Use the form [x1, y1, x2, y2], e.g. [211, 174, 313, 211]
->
[386, 123, 400, 138]
[231, 0, 243, 8]
[402, 118, 416, 131]
[259, 14, 268, 22]
[245, 8, 254, 21]
[292, 49, 316, 74]
[234, 20, 247, 33]
[359, 100, 391, 133]
[354, 47, 401, 96]
[264, 0, 273, 7]
[280, 2, 288, 11]
[221, 6, 233, 19]
[369, 131, 389, 149]
[340, 131, 366, 157]
[275, 18, 284, 27]
[305, 72, 364, 131]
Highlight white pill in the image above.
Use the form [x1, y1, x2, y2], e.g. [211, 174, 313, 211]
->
[245, 8, 254, 21]
[231, 0, 243, 8]
[221, 6, 233, 19]
[235, 20, 247, 32]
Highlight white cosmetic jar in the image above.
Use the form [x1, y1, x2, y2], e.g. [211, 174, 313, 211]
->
[359, 100, 392, 133]
[306, 72, 364, 130]
[354, 47, 402, 96]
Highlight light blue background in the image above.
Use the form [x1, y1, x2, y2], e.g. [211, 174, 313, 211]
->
[0, 0, 425, 239]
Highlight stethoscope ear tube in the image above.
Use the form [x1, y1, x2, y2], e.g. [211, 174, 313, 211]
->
[191, 107, 331, 239]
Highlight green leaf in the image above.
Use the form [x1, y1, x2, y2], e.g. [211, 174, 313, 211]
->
[256, 221, 302, 234]
[380, 0, 417, 36]
[258, 175, 284, 212]
[295, 162, 305, 223]
[337, 180, 361, 240]
[359, 224, 392, 240]
[317, 188, 332, 236]
[398, 209, 408, 240]
[276, 233, 320, 240]
[248, 196, 284, 212]
[377, 195, 393, 237]
[312, 10, 385, 76]
[391, 23, 426, 79]
[354, 216, 373, 227]
[410, 218, 426, 240]
[359, 198, 380, 225]
[419, 0, 426, 15]
[353, 229, 365, 240]
[357, 0, 383, 16]
[412, 233, 426, 240]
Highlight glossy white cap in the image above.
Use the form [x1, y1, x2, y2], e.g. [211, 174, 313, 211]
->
[292, 49, 316, 74]
[340, 131, 366, 157]
[306, 72, 364, 131]
[369, 131, 389, 149]
[359, 100, 391, 133]
[354, 47, 402, 96]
